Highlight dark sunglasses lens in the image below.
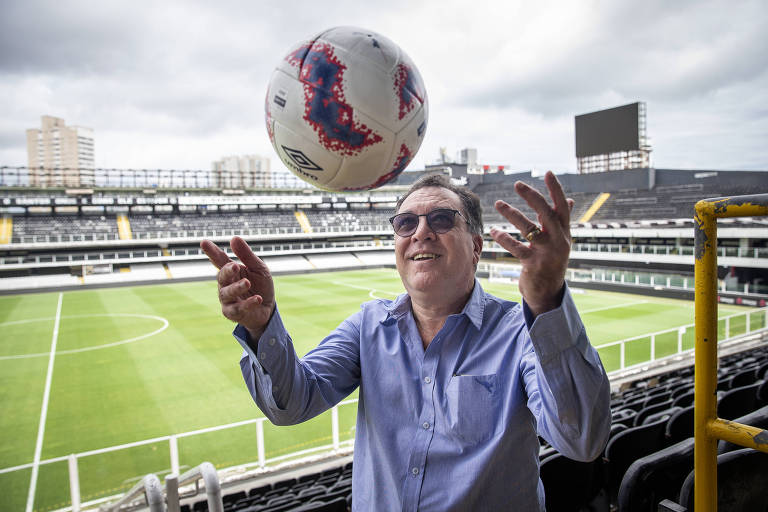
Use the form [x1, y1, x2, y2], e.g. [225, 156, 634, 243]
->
[427, 210, 456, 232]
[393, 214, 418, 235]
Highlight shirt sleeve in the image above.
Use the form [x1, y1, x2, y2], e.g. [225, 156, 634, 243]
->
[234, 304, 362, 426]
[520, 285, 611, 462]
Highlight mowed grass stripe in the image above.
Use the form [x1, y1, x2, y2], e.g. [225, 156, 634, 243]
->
[0, 270, 762, 511]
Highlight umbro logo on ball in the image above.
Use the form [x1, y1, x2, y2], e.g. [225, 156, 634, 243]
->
[281, 146, 323, 172]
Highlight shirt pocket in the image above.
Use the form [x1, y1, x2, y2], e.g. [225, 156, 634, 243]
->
[446, 374, 500, 444]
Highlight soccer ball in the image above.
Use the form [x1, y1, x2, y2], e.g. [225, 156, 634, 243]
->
[264, 26, 428, 191]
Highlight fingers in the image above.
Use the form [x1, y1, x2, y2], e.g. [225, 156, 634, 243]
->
[231, 236, 269, 273]
[514, 172, 572, 233]
[490, 226, 533, 260]
[221, 294, 264, 323]
[219, 276, 253, 303]
[544, 171, 570, 229]
[494, 200, 538, 238]
[513, 181, 559, 234]
[201, 239, 232, 270]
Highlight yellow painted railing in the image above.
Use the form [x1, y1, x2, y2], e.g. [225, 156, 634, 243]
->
[694, 193, 768, 511]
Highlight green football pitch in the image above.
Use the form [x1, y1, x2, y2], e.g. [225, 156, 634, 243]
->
[0, 268, 760, 511]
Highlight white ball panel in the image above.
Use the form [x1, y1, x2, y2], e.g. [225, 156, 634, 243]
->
[272, 119, 342, 187]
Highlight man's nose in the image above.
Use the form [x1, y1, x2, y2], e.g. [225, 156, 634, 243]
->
[411, 215, 435, 240]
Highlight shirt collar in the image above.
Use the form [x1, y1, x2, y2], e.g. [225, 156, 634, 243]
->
[381, 279, 485, 330]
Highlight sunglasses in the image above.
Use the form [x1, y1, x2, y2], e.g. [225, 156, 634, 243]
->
[389, 208, 467, 237]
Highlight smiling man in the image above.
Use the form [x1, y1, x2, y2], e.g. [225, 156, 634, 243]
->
[201, 172, 610, 511]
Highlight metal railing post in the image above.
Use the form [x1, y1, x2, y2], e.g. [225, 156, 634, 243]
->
[256, 419, 266, 468]
[68, 454, 81, 512]
[165, 474, 180, 512]
[169, 435, 179, 476]
[694, 199, 719, 512]
[694, 194, 768, 512]
[332, 406, 340, 452]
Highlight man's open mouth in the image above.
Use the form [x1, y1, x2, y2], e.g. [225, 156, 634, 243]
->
[411, 253, 440, 261]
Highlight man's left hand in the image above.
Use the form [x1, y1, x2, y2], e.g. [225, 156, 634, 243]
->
[490, 171, 573, 317]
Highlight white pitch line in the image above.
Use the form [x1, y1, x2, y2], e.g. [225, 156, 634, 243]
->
[331, 280, 400, 297]
[580, 300, 647, 315]
[26, 292, 63, 512]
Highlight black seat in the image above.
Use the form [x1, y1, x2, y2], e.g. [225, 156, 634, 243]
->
[729, 366, 758, 389]
[642, 392, 671, 409]
[642, 406, 682, 427]
[539, 453, 605, 512]
[679, 448, 768, 511]
[292, 497, 347, 512]
[611, 408, 638, 427]
[718, 404, 768, 454]
[717, 381, 762, 420]
[604, 417, 669, 506]
[617, 438, 694, 512]
[633, 400, 674, 426]
[754, 360, 768, 381]
[671, 390, 694, 408]
[665, 405, 695, 444]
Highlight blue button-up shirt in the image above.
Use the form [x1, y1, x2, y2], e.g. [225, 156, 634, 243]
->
[235, 280, 610, 511]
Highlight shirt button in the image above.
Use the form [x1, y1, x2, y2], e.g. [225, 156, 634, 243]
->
[260, 352, 267, 360]
[268, 338, 276, 346]
[411, 467, 419, 476]
[422, 422, 430, 429]
[273, 386, 279, 392]
[424, 376, 431, 384]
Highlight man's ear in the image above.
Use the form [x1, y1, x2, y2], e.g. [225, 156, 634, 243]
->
[472, 234, 483, 265]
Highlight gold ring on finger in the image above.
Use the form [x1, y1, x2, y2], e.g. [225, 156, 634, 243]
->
[525, 226, 542, 242]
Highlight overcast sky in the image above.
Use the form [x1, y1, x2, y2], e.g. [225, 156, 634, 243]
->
[1, 0, 766, 175]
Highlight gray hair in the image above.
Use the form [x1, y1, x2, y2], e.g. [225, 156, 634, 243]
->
[395, 174, 483, 236]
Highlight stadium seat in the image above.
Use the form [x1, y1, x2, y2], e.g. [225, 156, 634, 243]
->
[758, 379, 768, 404]
[604, 417, 669, 506]
[678, 448, 768, 511]
[717, 405, 768, 454]
[249, 484, 271, 498]
[611, 408, 638, 427]
[539, 452, 606, 512]
[640, 406, 682, 426]
[642, 391, 671, 408]
[297, 485, 328, 501]
[633, 400, 674, 426]
[717, 381, 762, 420]
[729, 366, 759, 389]
[755, 361, 768, 381]
[671, 390, 694, 408]
[665, 405, 695, 444]
[292, 497, 347, 512]
[617, 438, 694, 512]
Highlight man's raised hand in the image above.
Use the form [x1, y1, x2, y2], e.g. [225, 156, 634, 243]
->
[490, 171, 573, 317]
[201, 236, 275, 340]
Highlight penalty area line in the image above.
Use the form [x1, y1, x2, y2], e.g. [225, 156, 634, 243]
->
[26, 292, 63, 512]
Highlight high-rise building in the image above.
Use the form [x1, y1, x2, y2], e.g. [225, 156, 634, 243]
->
[26, 115, 95, 187]
[458, 148, 478, 166]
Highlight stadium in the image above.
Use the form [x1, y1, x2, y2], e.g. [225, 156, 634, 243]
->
[2, 125, 768, 512]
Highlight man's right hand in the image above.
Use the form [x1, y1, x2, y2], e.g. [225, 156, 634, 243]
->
[201, 236, 275, 341]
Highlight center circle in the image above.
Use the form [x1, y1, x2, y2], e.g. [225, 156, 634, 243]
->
[0, 313, 170, 360]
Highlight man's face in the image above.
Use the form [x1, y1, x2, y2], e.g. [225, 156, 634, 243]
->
[393, 186, 482, 301]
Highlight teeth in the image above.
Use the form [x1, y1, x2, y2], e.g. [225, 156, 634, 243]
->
[413, 253, 438, 261]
